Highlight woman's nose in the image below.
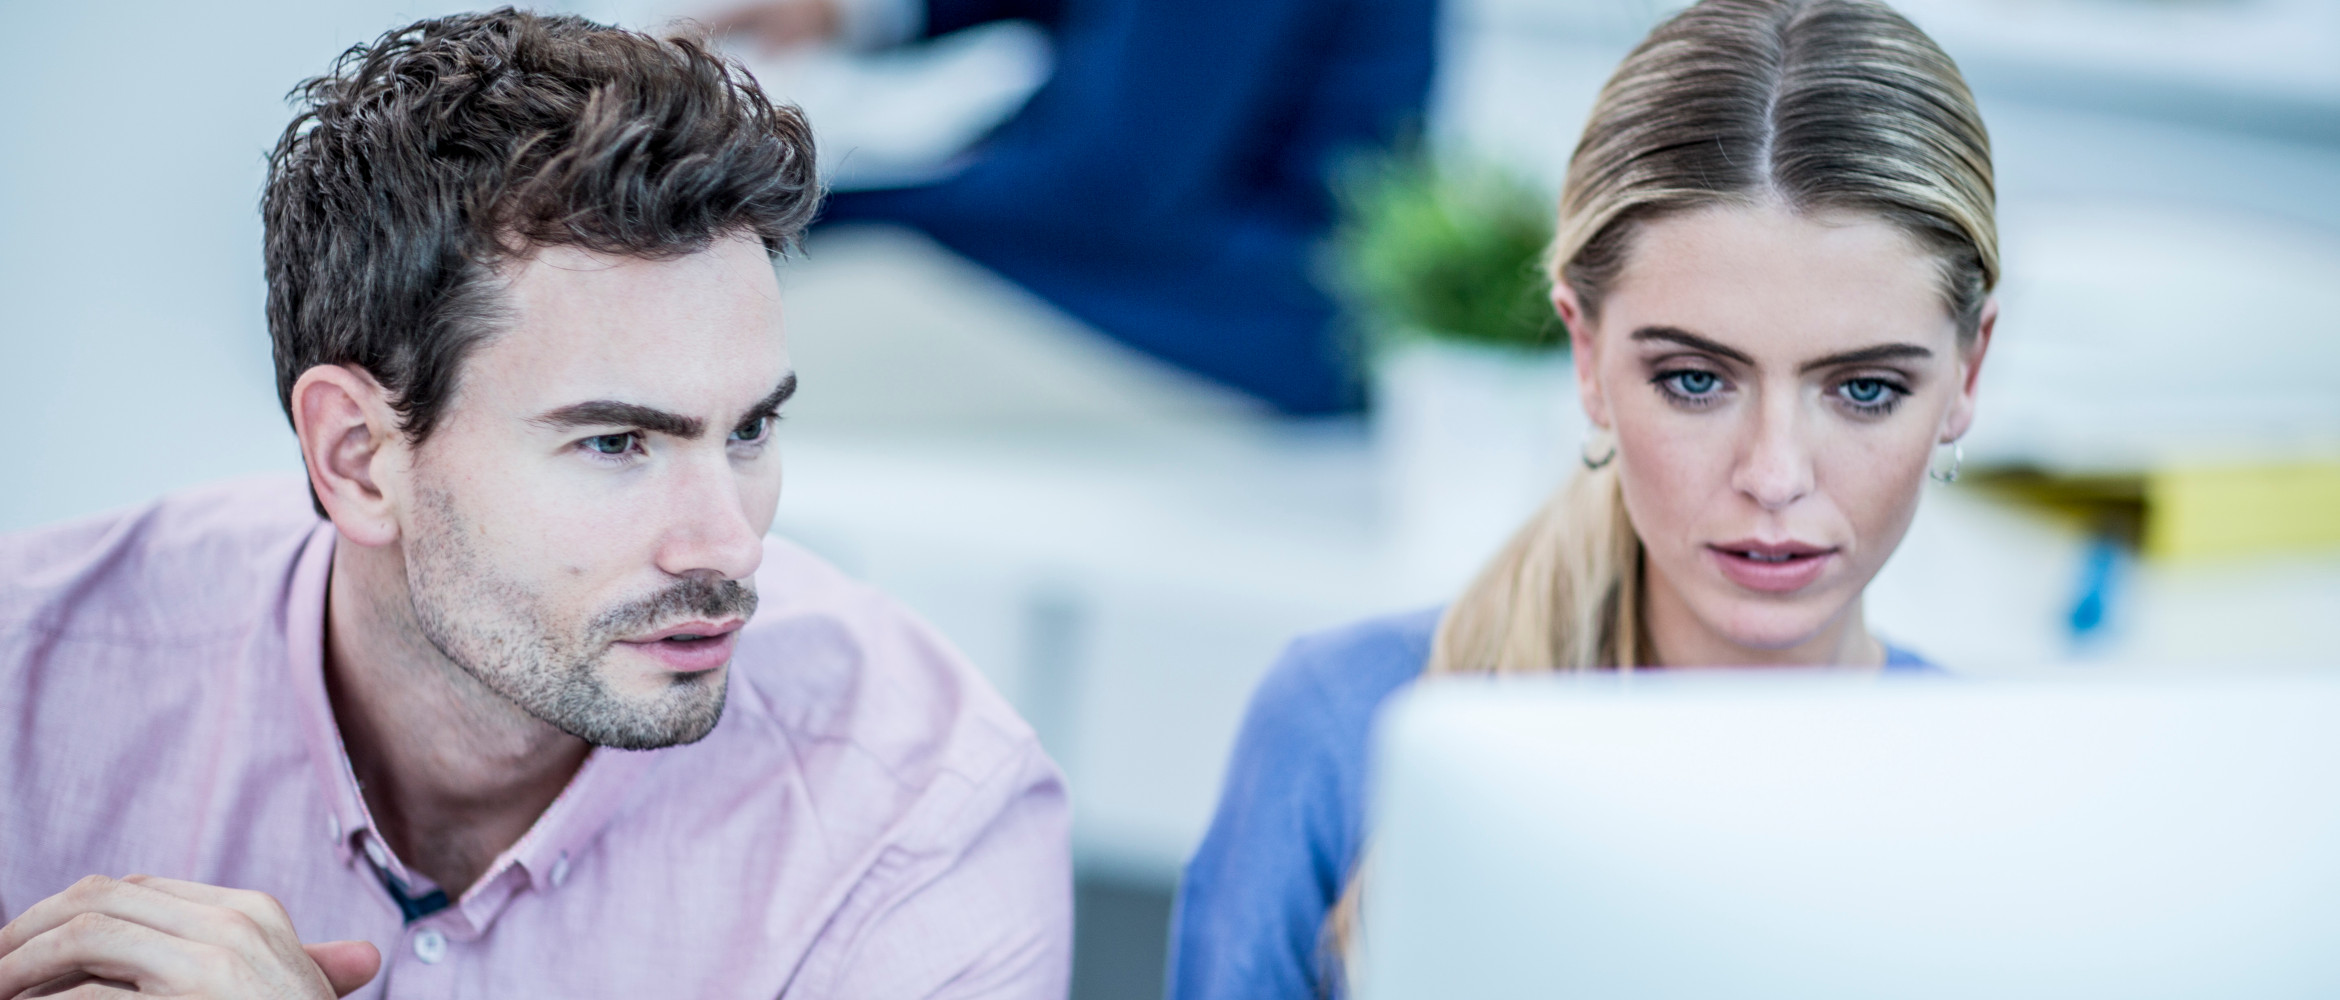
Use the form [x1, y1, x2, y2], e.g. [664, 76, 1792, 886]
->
[1731, 395, 1814, 511]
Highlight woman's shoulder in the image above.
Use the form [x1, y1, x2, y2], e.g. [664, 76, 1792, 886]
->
[1210, 605, 1440, 857]
[1882, 642, 1939, 671]
[1250, 606, 1442, 732]
[1170, 608, 1442, 1000]
[1202, 604, 1444, 861]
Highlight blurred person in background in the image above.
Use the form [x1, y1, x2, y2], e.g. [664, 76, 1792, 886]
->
[710, 0, 1438, 414]
[0, 11, 1067, 999]
[1169, 0, 1997, 995]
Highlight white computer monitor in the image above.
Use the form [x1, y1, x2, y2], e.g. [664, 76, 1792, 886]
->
[1359, 672, 2340, 999]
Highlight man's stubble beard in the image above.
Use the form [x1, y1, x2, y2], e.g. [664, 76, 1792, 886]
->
[403, 488, 757, 750]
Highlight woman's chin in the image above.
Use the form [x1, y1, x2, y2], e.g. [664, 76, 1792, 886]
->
[1697, 593, 1852, 659]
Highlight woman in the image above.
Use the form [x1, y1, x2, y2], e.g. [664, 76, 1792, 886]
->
[1167, 0, 1997, 996]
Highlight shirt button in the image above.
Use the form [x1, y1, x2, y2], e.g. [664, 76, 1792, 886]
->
[412, 928, 447, 964]
[362, 837, 388, 869]
[327, 815, 341, 843]
[550, 852, 571, 887]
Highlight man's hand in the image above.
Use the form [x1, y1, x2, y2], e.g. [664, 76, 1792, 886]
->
[0, 875, 379, 999]
[705, 0, 844, 55]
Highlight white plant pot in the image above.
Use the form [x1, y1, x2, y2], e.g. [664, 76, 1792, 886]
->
[1373, 336, 1588, 596]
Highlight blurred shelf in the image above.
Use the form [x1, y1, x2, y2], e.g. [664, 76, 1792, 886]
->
[769, 422, 1439, 881]
[1896, 0, 2340, 144]
[772, 421, 2340, 883]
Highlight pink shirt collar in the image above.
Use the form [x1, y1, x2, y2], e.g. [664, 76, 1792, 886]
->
[282, 521, 661, 929]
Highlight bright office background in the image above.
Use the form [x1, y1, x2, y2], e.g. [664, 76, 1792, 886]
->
[5, 0, 2338, 997]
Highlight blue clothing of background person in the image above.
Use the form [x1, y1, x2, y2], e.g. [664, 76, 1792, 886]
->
[1169, 608, 1935, 1000]
[821, 0, 1439, 414]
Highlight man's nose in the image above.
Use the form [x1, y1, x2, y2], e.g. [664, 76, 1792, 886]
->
[653, 452, 765, 583]
[1731, 390, 1814, 511]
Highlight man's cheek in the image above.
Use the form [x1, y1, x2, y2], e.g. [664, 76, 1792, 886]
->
[748, 479, 783, 535]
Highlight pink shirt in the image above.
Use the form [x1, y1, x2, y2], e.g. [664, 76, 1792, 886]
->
[0, 477, 1071, 999]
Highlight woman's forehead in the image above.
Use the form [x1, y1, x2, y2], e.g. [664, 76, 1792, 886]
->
[1600, 203, 1958, 360]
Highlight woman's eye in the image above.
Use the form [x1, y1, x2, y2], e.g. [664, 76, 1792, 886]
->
[584, 433, 636, 456]
[1661, 370, 1722, 397]
[1837, 378, 1903, 411]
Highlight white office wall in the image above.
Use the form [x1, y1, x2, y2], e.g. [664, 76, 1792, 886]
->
[0, 2, 569, 531]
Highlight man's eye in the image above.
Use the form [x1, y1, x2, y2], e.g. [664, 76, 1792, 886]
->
[731, 416, 773, 443]
[585, 433, 636, 455]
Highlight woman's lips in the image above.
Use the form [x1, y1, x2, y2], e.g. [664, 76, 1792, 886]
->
[1707, 540, 1838, 593]
[614, 628, 740, 673]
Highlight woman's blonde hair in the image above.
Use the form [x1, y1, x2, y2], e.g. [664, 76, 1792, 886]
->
[1325, 0, 1997, 977]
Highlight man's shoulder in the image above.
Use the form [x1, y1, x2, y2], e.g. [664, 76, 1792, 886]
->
[0, 476, 322, 643]
[715, 536, 1049, 809]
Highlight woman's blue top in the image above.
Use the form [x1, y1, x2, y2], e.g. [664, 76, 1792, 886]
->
[1165, 608, 1934, 1000]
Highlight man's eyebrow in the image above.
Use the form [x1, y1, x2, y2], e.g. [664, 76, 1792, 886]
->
[1630, 326, 1755, 365]
[531, 373, 796, 439]
[532, 401, 704, 439]
[1798, 343, 1933, 372]
[736, 372, 797, 424]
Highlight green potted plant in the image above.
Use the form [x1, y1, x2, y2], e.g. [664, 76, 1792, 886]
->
[1334, 152, 1565, 356]
[1332, 152, 1589, 589]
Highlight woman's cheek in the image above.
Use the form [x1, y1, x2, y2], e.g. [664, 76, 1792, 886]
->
[1823, 423, 1931, 571]
[1616, 417, 1718, 560]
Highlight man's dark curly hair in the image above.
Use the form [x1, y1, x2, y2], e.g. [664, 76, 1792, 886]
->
[263, 7, 819, 458]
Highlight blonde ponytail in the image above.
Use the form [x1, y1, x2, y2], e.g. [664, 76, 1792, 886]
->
[1427, 463, 1645, 675]
[1319, 467, 1642, 983]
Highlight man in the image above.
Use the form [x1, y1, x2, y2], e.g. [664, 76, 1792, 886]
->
[0, 10, 1069, 999]
[711, 0, 1438, 415]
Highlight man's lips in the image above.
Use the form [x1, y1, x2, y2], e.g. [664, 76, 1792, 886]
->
[614, 619, 745, 673]
[1706, 539, 1839, 593]
[625, 619, 745, 643]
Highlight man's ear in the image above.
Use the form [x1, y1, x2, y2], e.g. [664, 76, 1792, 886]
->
[291, 365, 404, 548]
[1553, 284, 1612, 429]
[1941, 296, 1997, 443]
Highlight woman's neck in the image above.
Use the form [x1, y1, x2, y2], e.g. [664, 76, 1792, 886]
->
[1639, 570, 1885, 669]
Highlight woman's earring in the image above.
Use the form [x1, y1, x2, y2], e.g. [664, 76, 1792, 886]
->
[1928, 439, 1963, 484]
[1581, 428, 1618, 470]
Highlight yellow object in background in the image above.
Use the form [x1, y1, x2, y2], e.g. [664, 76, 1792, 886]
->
[2146, 463, 2340, 561]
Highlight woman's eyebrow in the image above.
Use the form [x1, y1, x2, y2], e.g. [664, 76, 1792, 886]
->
[1629, 326, 1754, 365]
[1630, 327, 1934, 373]
[1798, 343, 1933, 372]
